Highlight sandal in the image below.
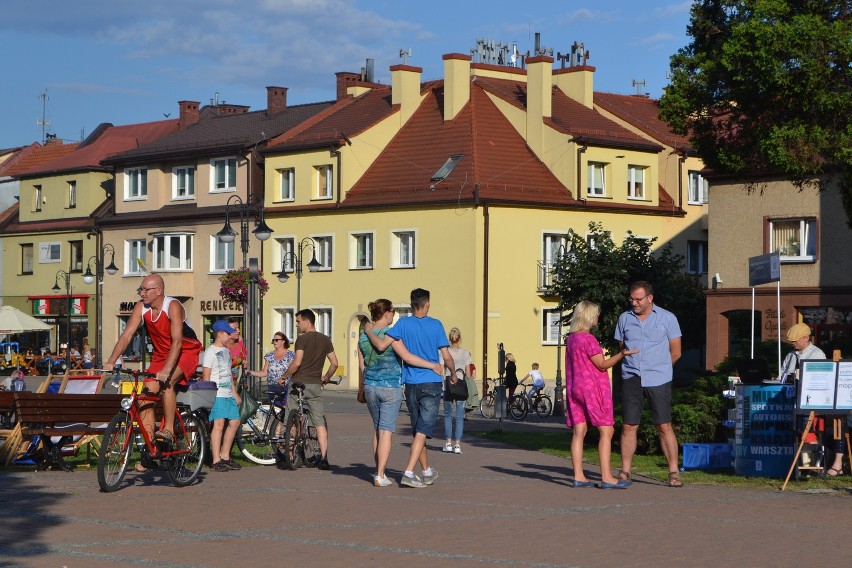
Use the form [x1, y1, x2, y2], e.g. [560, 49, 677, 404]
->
[617, 471, 633, 485]
[826, 467, 843, 477]
[665, 471, 684, 488]
[154, 429, 174, 445]
[134, 463, 151, 473]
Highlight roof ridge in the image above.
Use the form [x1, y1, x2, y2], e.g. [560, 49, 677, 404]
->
[268, 96, 360, 147]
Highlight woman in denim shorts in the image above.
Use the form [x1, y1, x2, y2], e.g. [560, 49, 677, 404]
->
[359, 299, 443, 487]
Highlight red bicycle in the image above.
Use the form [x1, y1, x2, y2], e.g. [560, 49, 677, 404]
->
[97, 369, 208, 492]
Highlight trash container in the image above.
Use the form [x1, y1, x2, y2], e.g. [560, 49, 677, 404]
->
[494, 385, 506, 420]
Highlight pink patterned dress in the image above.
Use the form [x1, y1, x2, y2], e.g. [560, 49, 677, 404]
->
[564, 331, 614, 428]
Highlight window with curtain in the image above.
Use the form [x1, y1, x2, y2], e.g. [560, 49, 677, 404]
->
[769, 218, 816, 262]
[588, 162, 606, 197]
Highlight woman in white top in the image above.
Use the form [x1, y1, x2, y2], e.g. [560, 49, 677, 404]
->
[444, 327, 473, 454]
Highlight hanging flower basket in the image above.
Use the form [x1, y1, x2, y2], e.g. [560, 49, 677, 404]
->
[219, 267, 269, 305]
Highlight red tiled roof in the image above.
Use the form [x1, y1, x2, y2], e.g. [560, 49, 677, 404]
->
[18, 119, 181, 177]
[266, 87, 394, 150]
[0, 207, 93, 234]
[0, 202, 18, 228]
[1, 142, 80, 177]
[594, 92, 693, 151]
[344, 84, 575, 207]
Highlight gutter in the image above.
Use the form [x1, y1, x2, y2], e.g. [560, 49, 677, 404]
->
[481, 200, 490, 388]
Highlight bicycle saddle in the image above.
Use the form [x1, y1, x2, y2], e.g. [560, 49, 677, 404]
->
[290, 382, 306, 393]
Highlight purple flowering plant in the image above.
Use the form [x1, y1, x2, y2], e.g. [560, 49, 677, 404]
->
[218, 267, 269, 305]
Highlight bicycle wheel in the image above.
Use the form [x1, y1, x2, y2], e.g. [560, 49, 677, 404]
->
[480, 394, 496, 418]
[534, 395, 553, 418]
[301, 415, 326, 468]
[166, 410, 207, 487]
[282, 410, 303, 470]
[235, 405, 280, 465]
[98, 412, 133, 492]
[508, 395, 528, 421]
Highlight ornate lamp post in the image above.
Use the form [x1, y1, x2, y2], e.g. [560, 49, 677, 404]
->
[277, 237, 322, 312]
[82, 244, 118, 367]
[215, 194, 272, 371]
[51, 270, 72, 353]
[552, 231, 576, 417]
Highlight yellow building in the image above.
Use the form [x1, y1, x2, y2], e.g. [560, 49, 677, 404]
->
[259, 52, 708, 395]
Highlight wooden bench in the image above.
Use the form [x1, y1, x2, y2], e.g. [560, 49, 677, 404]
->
[12, 392, 124, 471]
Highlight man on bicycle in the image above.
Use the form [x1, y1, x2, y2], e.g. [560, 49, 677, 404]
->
[277, 309, 338, 470]
[103, 274, 202, 446]
[521, 363, 546, 399]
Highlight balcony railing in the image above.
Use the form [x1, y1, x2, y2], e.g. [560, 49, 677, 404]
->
[537, 261, 556, 293]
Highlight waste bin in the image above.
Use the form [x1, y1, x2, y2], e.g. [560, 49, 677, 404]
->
[494, 385, 506, 420]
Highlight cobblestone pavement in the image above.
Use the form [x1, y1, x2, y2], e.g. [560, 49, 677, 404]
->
[1, 393, 850, 567]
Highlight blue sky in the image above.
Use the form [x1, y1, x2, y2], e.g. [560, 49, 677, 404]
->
[0, 0, 693, 150]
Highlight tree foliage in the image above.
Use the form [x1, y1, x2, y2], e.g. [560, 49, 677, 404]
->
[659, 1, 852, 224]
[548, 223, 706, 352]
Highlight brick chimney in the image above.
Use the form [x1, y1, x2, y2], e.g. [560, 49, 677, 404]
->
[443, 53, 471, 121]
[526, 55, 553, 157]
[267, 86, 288, 115]
[178, 101, 200, 131]
[390, 64, 422, 126]
[554, 65, 595, 108]
[335, 72, 361, 100]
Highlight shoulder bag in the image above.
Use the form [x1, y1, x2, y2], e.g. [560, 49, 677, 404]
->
[445, 368, 469, 401]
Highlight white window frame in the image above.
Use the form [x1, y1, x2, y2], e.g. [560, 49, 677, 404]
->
[124, 168, 148, 200]
[688, 171, 709, 204]
[770, 218, 817, 263]
[152, 232, 193, 271]
[210, 235, 235, 273]
[627, 165, 645, 199]
[391, 230, 416, 269]
[210, 157, 237, 193]
[21, 243, 34, 274]
[274, 307, 296, 342]
[542, 233, 567, 267]
[350, 231, 374, 270]
[125, 239, 148, 275]
[587, 162, 607, 197]
[393, 305, 412, 321]
[312, 235, 333, 271]
[34, 185, 42, 212]
[687, 240, 708, 275]
[68, 180, 77, 209]
[275, 236, 296, 273]
[172, 166, 196, 200]
[69, 240, 84, 272]
[278, 168, 295, 202]
[541, 307, 563, 345]
[313, 307, 333, 338]
[315, 164, 333, 200]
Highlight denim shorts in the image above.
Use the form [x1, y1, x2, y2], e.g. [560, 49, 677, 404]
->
[365, 385, 402, 432]
[405, 381, 442, 437]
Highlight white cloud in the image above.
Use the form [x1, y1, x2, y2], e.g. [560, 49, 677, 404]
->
[654, 2, 692, 19]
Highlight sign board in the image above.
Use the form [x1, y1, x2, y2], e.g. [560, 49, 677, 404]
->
[797, 359, 852, 413]
[748, 252, 781, 287]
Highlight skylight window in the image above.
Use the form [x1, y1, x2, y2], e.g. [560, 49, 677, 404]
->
[431, 154, 463, 182]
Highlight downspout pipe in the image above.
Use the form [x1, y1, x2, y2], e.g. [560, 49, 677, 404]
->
[576, 143, 587, 197]
[482, 200, 490, 393]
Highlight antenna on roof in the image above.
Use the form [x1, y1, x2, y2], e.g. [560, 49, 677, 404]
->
[37, 89, 51, 145]
[632, 79, 646, 95]
[399, 48, 412, 64]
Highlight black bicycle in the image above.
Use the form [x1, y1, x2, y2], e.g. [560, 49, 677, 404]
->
[234, 388, 289, 465]
[281, 382, 327, 470]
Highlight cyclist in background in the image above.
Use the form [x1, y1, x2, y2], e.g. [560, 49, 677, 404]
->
[103, 274, 202, 446]
[521, 363, 546, 400]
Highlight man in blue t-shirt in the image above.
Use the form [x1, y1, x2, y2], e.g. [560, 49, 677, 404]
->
[368, 288, 455, 488]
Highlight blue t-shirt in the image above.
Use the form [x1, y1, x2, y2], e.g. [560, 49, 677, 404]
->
[386, 315, 448, 384]
[359, 327, 402, 388]
[614, 304, 682, 387]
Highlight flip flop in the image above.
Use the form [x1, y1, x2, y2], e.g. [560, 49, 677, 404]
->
[826, 467, 843, 477]
[665, 471, 684, 488]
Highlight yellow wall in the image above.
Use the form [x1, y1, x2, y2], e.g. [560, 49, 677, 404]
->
[18, 172, 109, 223]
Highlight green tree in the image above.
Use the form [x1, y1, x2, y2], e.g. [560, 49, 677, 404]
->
[548, 223, 706, 352]
[659, 1, 852, 224]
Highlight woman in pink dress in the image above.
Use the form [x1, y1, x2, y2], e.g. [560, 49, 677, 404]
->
[565, 300, 637, 489]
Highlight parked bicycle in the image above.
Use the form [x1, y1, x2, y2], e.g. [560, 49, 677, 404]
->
[233, 388, 289, 465]
[280, 380, 337, 469]
[509, 382, 554, 420]
[97, 369, 208, 492]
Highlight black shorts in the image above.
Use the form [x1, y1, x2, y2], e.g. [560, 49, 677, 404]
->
[621, 376, 672, 425]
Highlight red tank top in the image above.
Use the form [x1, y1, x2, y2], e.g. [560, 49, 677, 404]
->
[142, 297, 201, 362]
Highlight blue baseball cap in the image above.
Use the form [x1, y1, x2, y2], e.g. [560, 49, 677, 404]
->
[212, 320, 235, 335]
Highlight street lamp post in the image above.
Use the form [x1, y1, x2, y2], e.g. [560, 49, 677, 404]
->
[277, 237, 322, 313]
[83, 244, 118, 367]
[551, 232, 576, 417]
[216, 194, 272, 371]
[51, 270, 72, 354]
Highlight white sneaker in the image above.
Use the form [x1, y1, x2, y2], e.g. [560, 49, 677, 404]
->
[453, 445, 462, 454]
[373, 475, 393, 487]
[442, 442, 453, 453]
[400, 474, 427, 488]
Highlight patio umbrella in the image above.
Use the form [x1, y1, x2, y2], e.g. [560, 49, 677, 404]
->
[0, 305, 52, 334]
